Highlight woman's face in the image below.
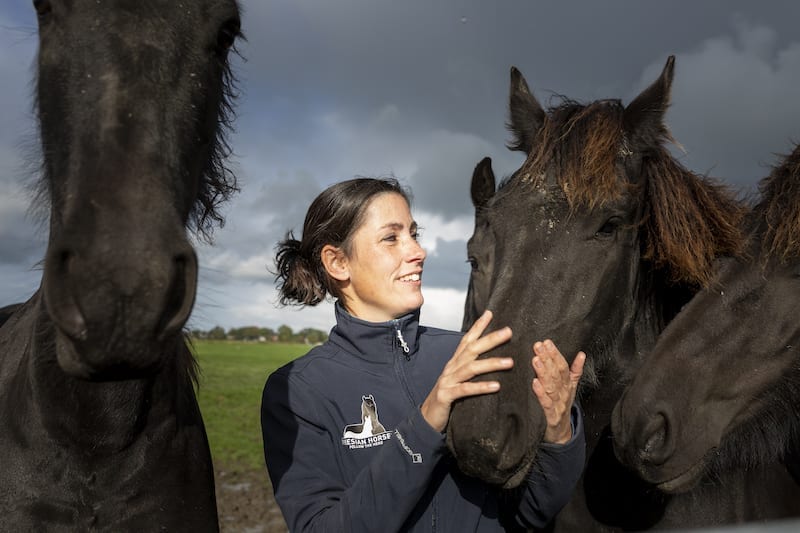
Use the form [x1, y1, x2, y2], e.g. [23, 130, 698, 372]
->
[339, 192, 426, 322]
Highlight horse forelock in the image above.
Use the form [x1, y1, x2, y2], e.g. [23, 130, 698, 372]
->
[504, 91, 746, 288]
[516, 98, 631, 211]
[27, 9, 244, 244]
[756, 146, 800, 263]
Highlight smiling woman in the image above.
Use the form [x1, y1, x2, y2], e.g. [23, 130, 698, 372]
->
[321, 191, 426, 322]
[260, 176, 587, 532]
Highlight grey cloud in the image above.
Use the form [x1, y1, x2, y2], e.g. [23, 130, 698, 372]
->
[4, 1, 800, 330]
[423, 238, 471, 291]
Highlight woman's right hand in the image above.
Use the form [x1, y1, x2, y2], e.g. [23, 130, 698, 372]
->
[420, 310, 513, 432]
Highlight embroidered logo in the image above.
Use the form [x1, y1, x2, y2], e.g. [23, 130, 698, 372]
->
[341, 395, 391, 449]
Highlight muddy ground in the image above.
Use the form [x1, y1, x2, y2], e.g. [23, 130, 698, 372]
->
[215, 463, 288, 533]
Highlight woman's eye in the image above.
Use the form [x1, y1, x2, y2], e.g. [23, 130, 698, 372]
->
[383, 234, 397, 242]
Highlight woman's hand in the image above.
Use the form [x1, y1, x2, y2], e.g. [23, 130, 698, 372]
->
[531, 340, 585, 444]
[421, 310, 513, 433]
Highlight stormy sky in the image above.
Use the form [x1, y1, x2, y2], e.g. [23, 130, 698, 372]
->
[2, 1, 799, 334]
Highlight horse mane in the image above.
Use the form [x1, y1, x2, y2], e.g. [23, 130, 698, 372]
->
[640, 150, 746, 287]
[509, 95, 746, 288]
[192, 44, 242, 242]
[754, 145, 800, 262]
[517, 97, 627, 210]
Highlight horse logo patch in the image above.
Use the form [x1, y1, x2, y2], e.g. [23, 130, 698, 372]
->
[341, 394, 392, 449]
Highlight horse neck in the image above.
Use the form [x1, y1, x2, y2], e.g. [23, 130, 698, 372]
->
[18, 292, 188, 452]
[580, 266, 683, 449]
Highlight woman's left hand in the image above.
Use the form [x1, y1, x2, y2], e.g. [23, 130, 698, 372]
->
[531, 340, 585, 444]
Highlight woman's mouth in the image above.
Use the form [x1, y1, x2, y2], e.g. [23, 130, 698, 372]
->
[399, 273, 421, 282]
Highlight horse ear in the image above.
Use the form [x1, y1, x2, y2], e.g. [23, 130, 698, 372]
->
[623, 55, 675, 142]
[471, 157, 496, 209]
[506, 67, 545, 153]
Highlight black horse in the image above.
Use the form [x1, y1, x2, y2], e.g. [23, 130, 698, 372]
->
[0, 1, 242, 530]
[612, 144, 800, 513]
[445, 57, 796, 530]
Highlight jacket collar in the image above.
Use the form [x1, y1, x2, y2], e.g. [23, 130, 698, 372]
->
[328, 301, 420, 362]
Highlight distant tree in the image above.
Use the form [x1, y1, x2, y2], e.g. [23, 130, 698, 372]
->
[189, 329, 207, 339]
[296, 327, 327, 344]
[207, 326, 226, 340]
[277, 324, 294, 343]
[228, 326, 262, 341]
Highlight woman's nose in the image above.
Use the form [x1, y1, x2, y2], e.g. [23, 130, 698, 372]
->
[409, 239, 426, 262]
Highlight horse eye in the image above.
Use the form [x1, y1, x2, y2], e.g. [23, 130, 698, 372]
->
[217, 18, 241, 51]
[467, 257, 479, 272]
[595, 217, 622, 239]
[33, 0, 52, 18]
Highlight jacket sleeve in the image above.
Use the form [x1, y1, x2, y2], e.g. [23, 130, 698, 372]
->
[261, 370, 446, 532]
[511, 403, 586, 529]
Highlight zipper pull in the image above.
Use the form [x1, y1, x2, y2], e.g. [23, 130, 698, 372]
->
[395, 326, 410, 358]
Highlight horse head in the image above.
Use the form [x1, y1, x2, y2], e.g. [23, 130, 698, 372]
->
[446, 56, 745, 489]
[34, 0, 241, 379]
[462, 157, 496, 331]
[612, 143, 800, 493]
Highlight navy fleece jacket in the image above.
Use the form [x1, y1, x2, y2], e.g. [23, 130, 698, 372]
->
[261, 304, 585, 532]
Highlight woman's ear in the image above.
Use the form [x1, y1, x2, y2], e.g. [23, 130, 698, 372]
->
[321, 244, 349, 281]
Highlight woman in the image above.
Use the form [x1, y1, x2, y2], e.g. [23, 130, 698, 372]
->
[261, 177, 586, 532]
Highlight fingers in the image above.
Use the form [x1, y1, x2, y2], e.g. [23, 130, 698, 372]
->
[531, 340, 585, 444]
[455, 356, 513, 385]
[532, 340, 568, 390]
[531, 376, 553, 407]
[569, 352, 586, 396]
[461, 311, 512, 350]
[570, 351, 586, 382]
[452, 309, 511, 367]
[459, 309, 494, 345]
[421, 350, 512, 432]
[441, 355, 514, 401]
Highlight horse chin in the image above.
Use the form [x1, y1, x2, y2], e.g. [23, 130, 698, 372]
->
[449, 435, 537, 488]
[501, 455, 536, 489]
[652, 452, 713, 494]
[55, 330, 162, 381]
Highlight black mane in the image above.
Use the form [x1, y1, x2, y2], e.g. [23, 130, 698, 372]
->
[754, 145, 800, 261]
[192, 41, 243, 240]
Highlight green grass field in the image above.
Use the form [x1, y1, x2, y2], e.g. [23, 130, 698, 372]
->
[191, 340, 311, 470]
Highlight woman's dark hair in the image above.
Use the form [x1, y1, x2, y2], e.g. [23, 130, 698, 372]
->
[275, 177, 412, 306]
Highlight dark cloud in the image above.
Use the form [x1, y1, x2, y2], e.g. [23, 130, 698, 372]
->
[3, 1, 800, 330]
[423, 238, 471, 290]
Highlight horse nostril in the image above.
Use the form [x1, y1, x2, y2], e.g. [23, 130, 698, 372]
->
[641, 412, 674, 467]
[54, 248, 75, 276]
[43, 246, 88, 341]
[157, 249, 198, 339]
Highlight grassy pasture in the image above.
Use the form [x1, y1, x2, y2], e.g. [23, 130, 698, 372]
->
[191, 340, 311, 469]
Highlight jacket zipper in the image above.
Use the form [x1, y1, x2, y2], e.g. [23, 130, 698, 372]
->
[393, 320, 411, 360]
[391, 320, 438, 531]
